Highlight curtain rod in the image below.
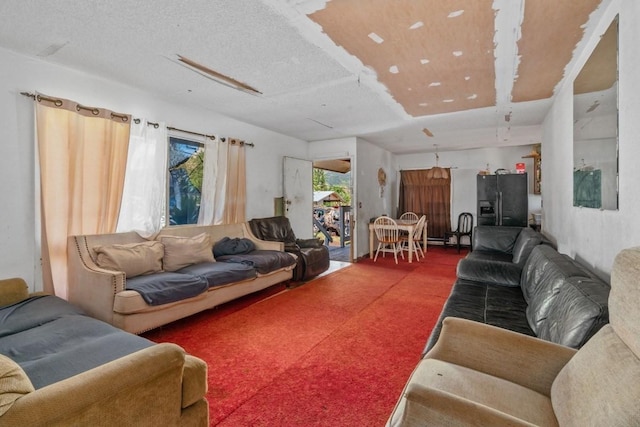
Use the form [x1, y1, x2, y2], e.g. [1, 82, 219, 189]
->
[21, 91, 129, 122]
[136, 121, 254, 147]
[20, 91, 254, 147]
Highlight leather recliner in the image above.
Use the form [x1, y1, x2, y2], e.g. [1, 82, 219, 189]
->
[248, 216, 330, 281]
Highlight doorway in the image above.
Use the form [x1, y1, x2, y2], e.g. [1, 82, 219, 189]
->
[312, 158, 352, 263]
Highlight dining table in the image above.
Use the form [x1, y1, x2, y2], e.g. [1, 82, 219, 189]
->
[368, 218, 428, 263]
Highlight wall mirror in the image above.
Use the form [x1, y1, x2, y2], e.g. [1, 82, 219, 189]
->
[573, 15, 618, 210]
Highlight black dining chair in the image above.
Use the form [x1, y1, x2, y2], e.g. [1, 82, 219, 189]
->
[444, 212, 473, 252]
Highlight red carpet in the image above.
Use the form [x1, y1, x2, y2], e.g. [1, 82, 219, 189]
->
[143, 246, 466, 426]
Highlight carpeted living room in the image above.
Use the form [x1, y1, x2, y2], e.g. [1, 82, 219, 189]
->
[1, 0, 640, 426]
[143, 248, 465, 426]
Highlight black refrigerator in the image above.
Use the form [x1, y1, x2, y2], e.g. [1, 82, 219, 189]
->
[477, 173, 528, 226]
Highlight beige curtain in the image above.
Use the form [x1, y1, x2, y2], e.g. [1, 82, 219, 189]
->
[222, 138, 247, 223]
[36, 94, 131, 298]
[398, 168, 451, 240]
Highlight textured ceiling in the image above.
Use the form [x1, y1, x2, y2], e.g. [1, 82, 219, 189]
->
[0, 0, 607, 153]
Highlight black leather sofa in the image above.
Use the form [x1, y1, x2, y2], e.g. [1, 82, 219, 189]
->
[249, 216, 330, 281]
[424, 226, 610, 354]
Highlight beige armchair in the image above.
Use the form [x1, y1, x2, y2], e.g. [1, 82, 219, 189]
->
[387, 246, 640, 426]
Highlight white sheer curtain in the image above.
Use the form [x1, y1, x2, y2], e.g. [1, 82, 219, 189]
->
[117, 119, 168, 237]
[197, 136, 220, 225]
[212, 139, 228, 224]
[198, 137, 246, 225]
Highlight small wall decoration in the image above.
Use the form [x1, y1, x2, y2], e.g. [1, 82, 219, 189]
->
[378, 167, 387, 197]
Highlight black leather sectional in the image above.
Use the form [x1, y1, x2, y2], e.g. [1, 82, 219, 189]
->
[424, 226, 610, 354]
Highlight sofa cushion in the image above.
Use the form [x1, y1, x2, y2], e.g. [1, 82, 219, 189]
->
[160, 233, 215, 271]
[0, 296, 153, 388]
[0, 278, 29, 307]
[424, 279, 533, 354]
[0, 354, 34, 416]
[94, 241, 164, 277]
[216, 250, 297, 275]
[249, 216, 297, 244]
[521, 245, 596, 333]
[511, 228, 543, 266]
[177, 262, 257, 288]
[537, 276, 610, 348]
[471, 226, 523, 254]
[520, 245, 593, 304]
[126, 272, 208, 306]
[213, 237, 256, 257]
[456, 257, 523, 287]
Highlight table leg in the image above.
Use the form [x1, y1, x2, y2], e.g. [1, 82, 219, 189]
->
[423, 221, 428, 254]
[408, 226, 414, 263]
[369, 226, 374, 259]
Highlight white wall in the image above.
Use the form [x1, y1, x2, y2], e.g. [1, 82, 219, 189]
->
[0, 47, 308, 291]
[395, 145, 543, 230]
[543, 0, 640, 279]
[355, 138, 396, 259]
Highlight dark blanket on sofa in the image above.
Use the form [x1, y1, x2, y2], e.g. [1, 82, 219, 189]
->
[0, 296, 153, 389]
[178, 261, 258, 287]
[126, 272, 209, 306]
[216, 250, 296, 275]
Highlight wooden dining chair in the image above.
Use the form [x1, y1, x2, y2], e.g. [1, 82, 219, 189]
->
[398, 212, 419, 239]
[399, 214, 427, 260]
[373, 216, 404, 264]
[399, 212, 419, 223]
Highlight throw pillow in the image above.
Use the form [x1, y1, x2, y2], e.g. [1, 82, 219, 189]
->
[0, 278, 29, 307]
[0, 354, 34, 416]
[213, 237, 256, 257]
[94, 241, 164, 278]
[160, 233, 215, 271]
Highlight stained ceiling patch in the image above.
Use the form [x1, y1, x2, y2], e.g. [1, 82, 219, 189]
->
[308, 0, 496, 117]
[512, 0, 603, 102]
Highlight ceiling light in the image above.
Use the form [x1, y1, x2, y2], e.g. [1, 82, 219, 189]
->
[173, 54, 262, 95]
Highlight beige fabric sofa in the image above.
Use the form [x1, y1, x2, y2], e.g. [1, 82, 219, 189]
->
[387, 246, 640, 426]
[68, 223, 295, 334]
[0, 278, 208, 427]
[1, 343, 208, 427]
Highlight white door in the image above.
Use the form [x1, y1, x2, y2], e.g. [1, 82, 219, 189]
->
[283, 156, 313, 239]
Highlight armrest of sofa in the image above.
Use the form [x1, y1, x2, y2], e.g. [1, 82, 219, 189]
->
[0, 343, 207, 427]
[296, 238, 324, 248]
[182, 355, 208, 409]
[472, 226, 523, 254]
[67, 235, 127, 325]
[390, 384, 533, 427]
[426, 317, 576, 396]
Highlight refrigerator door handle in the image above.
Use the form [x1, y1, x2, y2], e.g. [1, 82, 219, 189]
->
[498, 192, 503, 225]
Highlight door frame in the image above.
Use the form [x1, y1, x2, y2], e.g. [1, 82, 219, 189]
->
[311, 155, 356, 263]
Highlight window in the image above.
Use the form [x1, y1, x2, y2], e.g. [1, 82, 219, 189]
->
[168, 137, 204, 225]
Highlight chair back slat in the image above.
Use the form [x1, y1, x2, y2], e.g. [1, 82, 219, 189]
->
[399, 212, 419, 223]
